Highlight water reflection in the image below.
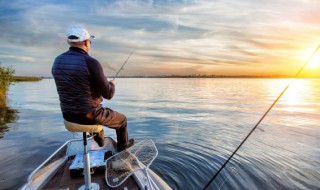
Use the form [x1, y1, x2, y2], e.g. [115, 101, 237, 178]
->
[1, 79, 319, 190]
[280, 79, 318, 112]
[264, 79, 318, 112]
[228, 79, 320, 190]
[0, 107, 18, 138]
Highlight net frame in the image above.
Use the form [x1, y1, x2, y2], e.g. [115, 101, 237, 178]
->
[105, 139, 158, 188]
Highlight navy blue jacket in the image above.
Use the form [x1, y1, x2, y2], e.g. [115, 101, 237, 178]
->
[52, 47, 115, 124]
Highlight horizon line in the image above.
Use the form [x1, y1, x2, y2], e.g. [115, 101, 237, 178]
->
[16, 74, 320, 79]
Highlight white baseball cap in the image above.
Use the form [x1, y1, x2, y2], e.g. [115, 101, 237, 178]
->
[67, 26, 95, 42]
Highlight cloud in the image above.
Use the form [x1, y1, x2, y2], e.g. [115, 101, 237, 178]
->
[0, 0, 320, 76]
[0, 55, 35, 62]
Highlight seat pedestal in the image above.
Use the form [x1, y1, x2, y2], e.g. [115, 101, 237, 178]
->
[64, 120, 103, 190]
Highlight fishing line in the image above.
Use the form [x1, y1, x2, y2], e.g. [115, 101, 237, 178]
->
[216, 166, 237, 190]
[113, 51, 134, 80]
[203, 43, 320, 190]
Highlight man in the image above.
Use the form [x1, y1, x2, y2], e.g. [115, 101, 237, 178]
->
[52, 26, 134, 151]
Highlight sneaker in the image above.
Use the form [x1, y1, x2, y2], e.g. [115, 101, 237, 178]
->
[116, 139, 135, 152]
[93, 129, 105, 147]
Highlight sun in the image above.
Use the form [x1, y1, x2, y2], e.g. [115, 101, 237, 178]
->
[307, 51, 320, 68]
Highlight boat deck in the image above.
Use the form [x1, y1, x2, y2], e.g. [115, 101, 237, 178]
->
[22, 138, 171, 190]
[42, 161, 139, 190]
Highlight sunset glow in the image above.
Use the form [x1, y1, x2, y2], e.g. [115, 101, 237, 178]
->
[307, 51, 320, 68]
[0, 0, 320, 77]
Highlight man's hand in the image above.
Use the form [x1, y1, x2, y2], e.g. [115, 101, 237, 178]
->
[110, 79, 116, 86]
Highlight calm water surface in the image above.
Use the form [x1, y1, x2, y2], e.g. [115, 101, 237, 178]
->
[0, 78, 319, 190]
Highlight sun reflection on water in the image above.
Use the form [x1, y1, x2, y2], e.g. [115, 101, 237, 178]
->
[277, 79, 317, 112]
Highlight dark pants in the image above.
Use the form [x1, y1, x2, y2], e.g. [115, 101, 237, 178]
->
[93, 108, 129, 149]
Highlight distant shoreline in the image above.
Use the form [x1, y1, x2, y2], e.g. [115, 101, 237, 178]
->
[24, 75, 319, 79]
[111, 75, 318, 79]
[13, 76, 43, 82]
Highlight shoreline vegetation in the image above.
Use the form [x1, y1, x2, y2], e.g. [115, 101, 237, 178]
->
[0, 65, 42, 108]
[12, 76, 43, 82]
[0, 65, 14, 108]
[0, 65, 18, 134]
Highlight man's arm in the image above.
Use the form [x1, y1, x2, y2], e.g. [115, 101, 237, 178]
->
[86, 57, 115, 100]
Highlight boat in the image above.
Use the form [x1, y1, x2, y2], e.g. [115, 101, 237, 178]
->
[20, 135, 172, 190]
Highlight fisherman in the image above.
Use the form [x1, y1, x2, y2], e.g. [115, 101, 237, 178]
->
[52, 26, 134, 151]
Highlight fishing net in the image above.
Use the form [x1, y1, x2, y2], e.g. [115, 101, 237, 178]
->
[105, 139, 158, 187]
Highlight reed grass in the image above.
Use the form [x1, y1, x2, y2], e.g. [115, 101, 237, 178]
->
[0, 65, 14, 108]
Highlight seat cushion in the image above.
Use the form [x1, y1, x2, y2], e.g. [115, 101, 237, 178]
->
[64, 120, 103, 132]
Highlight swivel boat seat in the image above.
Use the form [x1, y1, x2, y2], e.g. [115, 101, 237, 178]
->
[64, 120, 103, 190]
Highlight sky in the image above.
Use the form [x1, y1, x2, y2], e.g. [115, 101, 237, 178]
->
[0, 0, 320, 77]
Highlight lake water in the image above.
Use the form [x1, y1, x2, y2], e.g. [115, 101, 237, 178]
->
[0, 78, 319, 190]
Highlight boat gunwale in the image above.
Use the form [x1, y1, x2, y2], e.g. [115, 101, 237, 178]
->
[21, 140, 71, 189]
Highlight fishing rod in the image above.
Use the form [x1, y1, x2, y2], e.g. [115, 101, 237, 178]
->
[113, 51, 134, 80]
[203, 43, 320, 190]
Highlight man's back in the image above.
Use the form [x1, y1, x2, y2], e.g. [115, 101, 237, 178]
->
[52, 47, 100, 114]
